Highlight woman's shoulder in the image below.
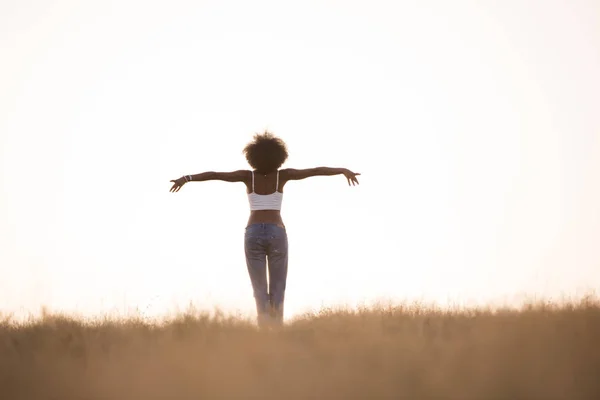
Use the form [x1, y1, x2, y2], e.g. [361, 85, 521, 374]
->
[278, 168, 295, 180]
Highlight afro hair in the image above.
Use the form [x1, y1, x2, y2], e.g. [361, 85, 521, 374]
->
[242, 131, 289, 174]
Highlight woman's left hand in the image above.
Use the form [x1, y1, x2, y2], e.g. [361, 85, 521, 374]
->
[169, 178, 186, 192]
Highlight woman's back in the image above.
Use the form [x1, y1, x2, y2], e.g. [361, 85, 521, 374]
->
[248, 170, 284, 212]
[247, 170, 285, 195]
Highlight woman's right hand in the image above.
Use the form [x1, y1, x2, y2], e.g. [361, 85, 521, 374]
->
[343, 169, 360, 186]
[169, 177, 186, 192]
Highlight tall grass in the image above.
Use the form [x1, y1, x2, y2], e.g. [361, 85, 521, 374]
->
[1, 297, 599, 399]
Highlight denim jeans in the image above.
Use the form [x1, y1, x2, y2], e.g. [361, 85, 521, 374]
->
[244, 223, 289, 327]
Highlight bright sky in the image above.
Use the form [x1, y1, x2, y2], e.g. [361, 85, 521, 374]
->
[1, 0, 599, 320]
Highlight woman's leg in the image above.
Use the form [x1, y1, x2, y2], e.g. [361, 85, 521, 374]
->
[266, 226, 289, 326]
[244, 227, 270, 327]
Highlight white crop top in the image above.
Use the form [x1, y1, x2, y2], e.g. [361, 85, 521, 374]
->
[248, 170, 283, 211]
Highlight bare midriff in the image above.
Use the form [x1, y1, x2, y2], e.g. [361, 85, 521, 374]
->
[246, 210, 285, 228]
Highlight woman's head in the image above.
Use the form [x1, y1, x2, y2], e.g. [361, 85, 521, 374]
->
[243, 131, 288, 174]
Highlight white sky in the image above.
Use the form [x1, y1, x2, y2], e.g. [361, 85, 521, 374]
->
[1, 0, 599, 320]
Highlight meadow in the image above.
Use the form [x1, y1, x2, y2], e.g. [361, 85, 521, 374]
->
[1, 297, 599, 399]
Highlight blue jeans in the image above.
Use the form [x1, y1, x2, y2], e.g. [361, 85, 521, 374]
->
[244, 223, 289, 327]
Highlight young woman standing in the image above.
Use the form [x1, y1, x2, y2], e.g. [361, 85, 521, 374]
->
[169, 131, 360, 327]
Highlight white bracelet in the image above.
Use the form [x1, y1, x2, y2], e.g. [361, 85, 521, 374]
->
[188, 175, 193, 182]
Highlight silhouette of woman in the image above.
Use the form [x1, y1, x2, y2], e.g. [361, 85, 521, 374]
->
[169, 131, 360, 328]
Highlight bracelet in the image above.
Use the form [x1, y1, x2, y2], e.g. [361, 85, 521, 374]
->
[188, 175, 193, 182]
[183, 175, 192, 182]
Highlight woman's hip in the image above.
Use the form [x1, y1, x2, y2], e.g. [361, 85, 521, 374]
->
[245, 222, 287, 236]
[244, 223, 288, 250]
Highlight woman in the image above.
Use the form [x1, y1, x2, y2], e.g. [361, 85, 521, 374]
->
[169, 131, 360, 328]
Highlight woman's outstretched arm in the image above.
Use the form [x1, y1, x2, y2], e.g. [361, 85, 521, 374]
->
[283, 167, 360, 186]
[169, 170, 249, 192]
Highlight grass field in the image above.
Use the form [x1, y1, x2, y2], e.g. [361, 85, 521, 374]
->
[1, 297, 599, 399]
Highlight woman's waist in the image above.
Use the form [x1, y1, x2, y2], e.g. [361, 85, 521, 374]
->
[246, 222, 286, 230]
[247, 210, 284, 228]
[249, 209, 282, 217]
